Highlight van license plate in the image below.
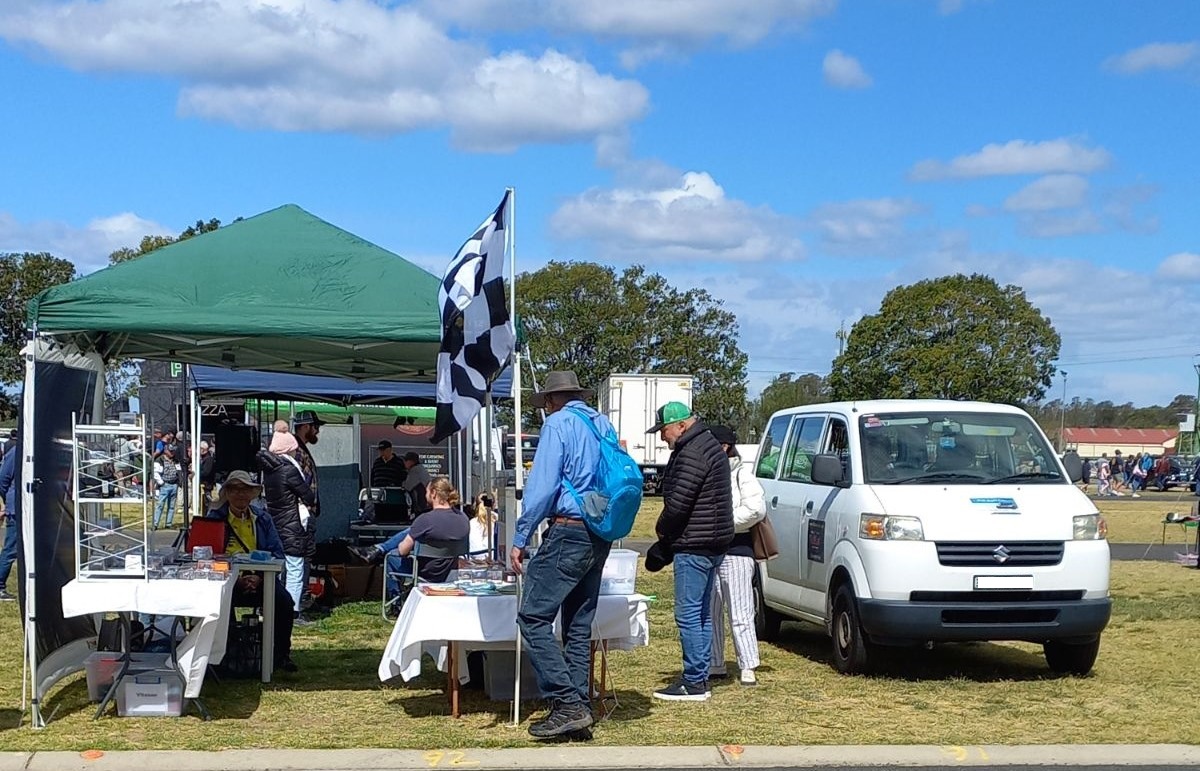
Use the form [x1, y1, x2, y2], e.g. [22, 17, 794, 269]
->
[974, 575, 1033, 590]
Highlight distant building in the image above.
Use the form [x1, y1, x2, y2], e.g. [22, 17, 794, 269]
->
[1063, 427, 1178, 458]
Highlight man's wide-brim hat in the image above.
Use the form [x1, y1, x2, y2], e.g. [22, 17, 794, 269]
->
[530, 371, 594, 409]
[215, 469, 263, 509]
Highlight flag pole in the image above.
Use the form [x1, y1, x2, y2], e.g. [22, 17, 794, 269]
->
[506, 187, 527, 726]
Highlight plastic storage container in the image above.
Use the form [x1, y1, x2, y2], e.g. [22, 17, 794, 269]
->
[84, 652, 170, 702]
[482, 651, 543, 701]
[599, 549, 639, 595]
[116, 668, 185, 717]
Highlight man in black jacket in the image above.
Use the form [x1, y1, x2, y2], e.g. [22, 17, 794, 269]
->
[649, 401, 733, 701]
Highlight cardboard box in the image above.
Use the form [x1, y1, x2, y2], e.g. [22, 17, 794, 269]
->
[342, 564, 381, 601]
[326, 564, 347, 598]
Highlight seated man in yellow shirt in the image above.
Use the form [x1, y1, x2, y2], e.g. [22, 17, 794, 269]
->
[203, 470, 297, 673]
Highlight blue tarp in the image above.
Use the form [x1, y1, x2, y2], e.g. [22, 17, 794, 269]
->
[188, 364, 512, 406]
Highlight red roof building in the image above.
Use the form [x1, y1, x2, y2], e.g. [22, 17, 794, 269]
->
[1063, 427, 1178, 457]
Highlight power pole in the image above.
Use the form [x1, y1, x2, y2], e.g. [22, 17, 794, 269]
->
[835, 320, 848, 358]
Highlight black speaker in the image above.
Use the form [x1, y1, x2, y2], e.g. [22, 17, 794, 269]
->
[214, 424, 259, 473]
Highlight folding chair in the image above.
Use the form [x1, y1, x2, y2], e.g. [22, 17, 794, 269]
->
[381, 537, 471, 620]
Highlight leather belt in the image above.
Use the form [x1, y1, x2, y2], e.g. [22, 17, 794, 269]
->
[548, 516, 585, 526]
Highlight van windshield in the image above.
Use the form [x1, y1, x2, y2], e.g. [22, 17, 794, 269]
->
[858, 411, 1064, 485]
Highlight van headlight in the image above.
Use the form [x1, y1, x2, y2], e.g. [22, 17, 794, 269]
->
[1073, 514, 1107, 540]
[860, 514, 924, 541]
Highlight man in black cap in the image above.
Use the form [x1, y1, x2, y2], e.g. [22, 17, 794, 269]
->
[370, 440, 408, 488]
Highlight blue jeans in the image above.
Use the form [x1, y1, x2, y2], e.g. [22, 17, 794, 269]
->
[516, 522, 612, 705]
[284, 555, 306, 613]
[380, 528, 412, 600]
[673, 552, 724, 686]
[0, 514, 20, 588]
[153, 483, 178, 528]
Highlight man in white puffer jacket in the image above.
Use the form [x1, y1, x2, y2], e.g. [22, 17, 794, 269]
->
[707, 425, 767, 686]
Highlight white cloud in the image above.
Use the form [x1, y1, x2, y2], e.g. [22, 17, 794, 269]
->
[1004, 174, 1089, 212]
[1014, 210, 1103, 238]
[822, 50, 873, 89]
[1158, 252, 1200, 282]
[807, 197, 924, 255]
[421, 0, 837, 64]
[0, 211, 172, 274]
[1105, 41, 1199, 74]
[0, 0, 648, 152]
[550, 170, 805, 263]
[910, 138, 1112, 181]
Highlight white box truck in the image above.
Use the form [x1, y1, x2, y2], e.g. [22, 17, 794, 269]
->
[597, 373, 694, 494]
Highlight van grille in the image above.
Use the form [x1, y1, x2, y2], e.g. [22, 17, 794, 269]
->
[942, 608, 1059, 625]
[935, 541, 1064, 567]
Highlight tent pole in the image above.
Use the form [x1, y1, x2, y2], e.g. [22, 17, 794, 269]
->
[21, 328, 42, 727]
[190, 378, 200, 516]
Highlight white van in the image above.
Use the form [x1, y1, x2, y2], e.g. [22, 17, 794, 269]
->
[753, 399, 1110, 676]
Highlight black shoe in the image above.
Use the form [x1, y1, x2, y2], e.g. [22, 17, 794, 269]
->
[528, 702, 594, 738]
[0, 590, 15, 602]
[384, 603, 400, 620]
[277, 657, 299, 673]
[653, 680, 710, 701]
[349, 545, 383, 565]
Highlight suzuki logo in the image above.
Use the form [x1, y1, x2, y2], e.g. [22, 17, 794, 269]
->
[993, 545, 1011, 564]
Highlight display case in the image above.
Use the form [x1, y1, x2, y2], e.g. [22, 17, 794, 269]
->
[74, 416, 151, 580]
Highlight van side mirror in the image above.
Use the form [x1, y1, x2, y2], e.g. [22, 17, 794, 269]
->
[812, 453, 850, 488]
[1061, 450, 1083, 484]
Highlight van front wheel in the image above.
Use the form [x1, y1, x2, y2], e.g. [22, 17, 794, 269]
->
[831, 584, 875, 675]
[1043, 638, 1100, 676]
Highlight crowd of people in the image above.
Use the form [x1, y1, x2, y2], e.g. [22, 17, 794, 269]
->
[1078, 449, 1198, 497]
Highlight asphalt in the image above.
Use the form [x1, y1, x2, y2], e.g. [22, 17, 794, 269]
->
[0, 745, 1198, 771]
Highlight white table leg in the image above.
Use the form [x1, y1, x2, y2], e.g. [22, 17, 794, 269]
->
[262, 576, 275, 683]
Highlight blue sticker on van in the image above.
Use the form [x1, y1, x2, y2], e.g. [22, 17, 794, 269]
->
[970, 497, 1017, 509]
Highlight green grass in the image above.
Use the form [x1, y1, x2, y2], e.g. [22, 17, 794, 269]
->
[0, 560, 1197, 749]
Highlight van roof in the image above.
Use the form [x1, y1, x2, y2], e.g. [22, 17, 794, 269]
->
[768, 399, 1032, 420]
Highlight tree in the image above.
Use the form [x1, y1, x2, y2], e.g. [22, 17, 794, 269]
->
[828, 274, 1061, 405]
[0, 251, 77, 385]
[756, 372, 828, 428]
[108, 218, 221, 265]
[517, 262, 748, 425]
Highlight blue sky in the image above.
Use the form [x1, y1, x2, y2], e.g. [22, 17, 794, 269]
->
[2, 0, 1198, 407]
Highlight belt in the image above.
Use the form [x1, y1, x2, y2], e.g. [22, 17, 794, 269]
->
[548, 516, 585, 526]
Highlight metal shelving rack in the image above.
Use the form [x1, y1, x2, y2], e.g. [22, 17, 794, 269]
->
[73, 415, 150, 581]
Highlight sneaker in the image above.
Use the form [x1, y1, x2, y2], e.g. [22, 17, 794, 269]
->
[1131, 493, 1141, 498]
[739, 668, 757, 687]
[0, 590, 15, 602]
[277, 657, 299, 673]
[653, 680, 710, 701]
[293, 614, 317, 627]
[528, 702, 594, 738]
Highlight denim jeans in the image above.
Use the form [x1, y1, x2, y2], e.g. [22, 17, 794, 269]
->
[153, 483, 178, 528]
[283, 555, 306, 613]
[380, 528, 412, 600]
[0, 514, 20, 587]
[516, 522, 612, 706]
[673, 552, 723, 686]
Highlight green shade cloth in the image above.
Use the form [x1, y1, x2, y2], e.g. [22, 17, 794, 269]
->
[27, 204, 443, 382]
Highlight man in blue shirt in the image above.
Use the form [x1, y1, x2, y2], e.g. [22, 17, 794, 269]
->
[511, 371, 613, 740]
[0, 433, 21, 602]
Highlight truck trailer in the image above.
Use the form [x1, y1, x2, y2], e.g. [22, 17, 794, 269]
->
[597, 373, 694, 494]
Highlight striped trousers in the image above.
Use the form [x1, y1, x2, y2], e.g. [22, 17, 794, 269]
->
[709, 553, 760, 673]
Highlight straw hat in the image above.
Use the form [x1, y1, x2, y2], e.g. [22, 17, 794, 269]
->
[215, 470, 263, 508]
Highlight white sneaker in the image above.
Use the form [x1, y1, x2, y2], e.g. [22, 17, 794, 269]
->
[739, 668, 757, 687]
[1131, 493, 1141, 498]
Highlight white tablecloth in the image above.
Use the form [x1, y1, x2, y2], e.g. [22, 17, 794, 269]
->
[377, 589, 650, 683]
[62, 578, 236, 698]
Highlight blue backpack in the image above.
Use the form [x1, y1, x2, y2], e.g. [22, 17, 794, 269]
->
[561, 407, 644, 541]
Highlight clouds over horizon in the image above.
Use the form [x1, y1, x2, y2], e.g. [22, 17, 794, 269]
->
[910, 138, 1112, 181]
[1105, 41, 1199, 74]
[0, 0, 648, 152]
[822, 49, 873, 89]
[0, 211, 171, 273]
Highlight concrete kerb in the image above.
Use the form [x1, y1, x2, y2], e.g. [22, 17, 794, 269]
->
[4, 745, 1200, 770]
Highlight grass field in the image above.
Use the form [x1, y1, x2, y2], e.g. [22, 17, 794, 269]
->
[0, 554, 1196, 749]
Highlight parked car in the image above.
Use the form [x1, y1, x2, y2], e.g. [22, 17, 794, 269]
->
[1152, 455, 1196, 492]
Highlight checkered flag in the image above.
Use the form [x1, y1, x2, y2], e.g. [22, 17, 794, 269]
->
[432, 190, 516, 443]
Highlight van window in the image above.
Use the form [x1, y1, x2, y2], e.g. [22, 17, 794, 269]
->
[756, 415, 792, 479]
[858, 411, 1063, 485]
[781, 417, 826, 483]
[824, 418, 850, 479]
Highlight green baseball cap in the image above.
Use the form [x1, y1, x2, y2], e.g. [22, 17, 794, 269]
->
[647, 401, 693, 433]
